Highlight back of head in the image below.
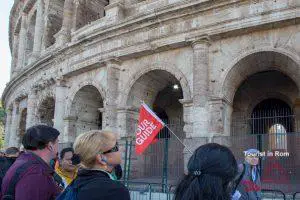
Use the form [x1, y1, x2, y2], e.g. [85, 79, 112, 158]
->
[73, 130, 116, 168]
[22, 125, 60, 150]
[175, 143, 238, 200]
[5, 147, 20, 157]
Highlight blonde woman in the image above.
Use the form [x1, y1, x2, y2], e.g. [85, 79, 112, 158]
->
[57, 130, 130, 200]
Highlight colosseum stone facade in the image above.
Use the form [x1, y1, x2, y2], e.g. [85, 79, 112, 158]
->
[2, 0, 300, 182]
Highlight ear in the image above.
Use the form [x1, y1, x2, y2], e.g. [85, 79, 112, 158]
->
[46, 143, 53, 151]
[96, 154, 107, 166]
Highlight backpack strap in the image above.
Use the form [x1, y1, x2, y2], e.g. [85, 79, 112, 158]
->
[2, 161, 37, 200]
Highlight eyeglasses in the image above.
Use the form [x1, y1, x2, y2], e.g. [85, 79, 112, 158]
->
[102, 142, 119, 154]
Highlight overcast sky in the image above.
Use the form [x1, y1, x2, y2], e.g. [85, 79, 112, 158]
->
[0, 1, 14, 98]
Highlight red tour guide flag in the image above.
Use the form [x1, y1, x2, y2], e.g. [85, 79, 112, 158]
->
[135, 103, 165, 155]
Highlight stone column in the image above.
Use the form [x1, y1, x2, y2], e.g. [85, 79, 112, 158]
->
[192, 36, 210, 107]
[9, 102, 20, 147]
[16, 14, 28, 70]
[190, 36, 211, 138]
[53, 79, 68, 140]
[104, 0, 124, 23]
[56, 0, 74, 47]
[26, 89, 38, 129]
[31, 0, 45, 61]
[4, 109, 13, 147]
[104, 59, 121, 132]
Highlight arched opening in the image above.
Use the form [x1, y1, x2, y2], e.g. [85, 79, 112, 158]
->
[269, 124, 287, 151]
[45, 0, 65, 48]
[74, 0, 109, 30]
[70, 85, 103, 137]
[231, 70, 298, 136]
[127, 70, 184, 183]
[251, 99, 292, 151]
[227, 51, 300, 190]
[18, 108, 27, 143]
[25, 11, 36, 65]
[38, 97, 55, 127]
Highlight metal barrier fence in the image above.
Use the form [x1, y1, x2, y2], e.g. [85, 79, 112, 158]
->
[124, 182, 293, 200]
[294, 192, 300, 200]
[262, 189, 286, 200]
[122, 131, 300, 194]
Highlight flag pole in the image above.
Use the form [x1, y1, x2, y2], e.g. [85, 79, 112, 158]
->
[165, 125, 193, 154]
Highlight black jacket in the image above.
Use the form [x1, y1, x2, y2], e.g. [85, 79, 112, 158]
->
[75, 169, 130, 200]
[0, 157, 17, 191]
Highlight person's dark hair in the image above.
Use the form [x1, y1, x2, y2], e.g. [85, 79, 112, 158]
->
[5, 147, 20, 156]
[174, 143, 238, 200]
[22, 125, 60, 150]
[60, 147, 74, 160]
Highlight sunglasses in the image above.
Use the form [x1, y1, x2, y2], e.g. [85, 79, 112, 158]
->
[103, 142, 119, 154]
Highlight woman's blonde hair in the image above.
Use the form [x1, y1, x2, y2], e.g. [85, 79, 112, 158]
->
[73, 130, 117, 168]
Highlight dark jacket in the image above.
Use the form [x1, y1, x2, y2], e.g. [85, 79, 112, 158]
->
[237, 163, 262, 200]
[0, 157, 17, 192]
[1, 152, 61, 200]
[74, 168, 130, 200]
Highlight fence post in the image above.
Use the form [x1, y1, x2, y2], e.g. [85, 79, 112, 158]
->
[123, 139, 128, 185]
[127, 138, 133, 183]
[148, 184, 152, 200]
[162, 138, 169, 192]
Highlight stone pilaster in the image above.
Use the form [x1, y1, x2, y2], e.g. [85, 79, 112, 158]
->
[117, 106, 139, 138]
[26, 89, 38, 129]
[4, 109, 13, 148]
[104, 59, 121, 132]
[104, 0, 124, 23]
[208, 98, 232, 137]
[190, 35, 211, 137]
[53, 78, 68, 140]
[30, 0, 45, 61]
[56, 0, 74, 47]
[191, 36, 210, 107]
[9, 102, 20, 147]
[16, 14, 28, 70]
[179, 99, 193, 138]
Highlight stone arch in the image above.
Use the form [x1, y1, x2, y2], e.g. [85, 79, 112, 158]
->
[73, 0, 109, 30]
[66, 79, 106, 116]
[121, 63, 192, 107]
[246, 92, 294, 119]
[123, 66, 188, 180]
[69, 85, 104, 137]
[221, 49, 300, 103]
